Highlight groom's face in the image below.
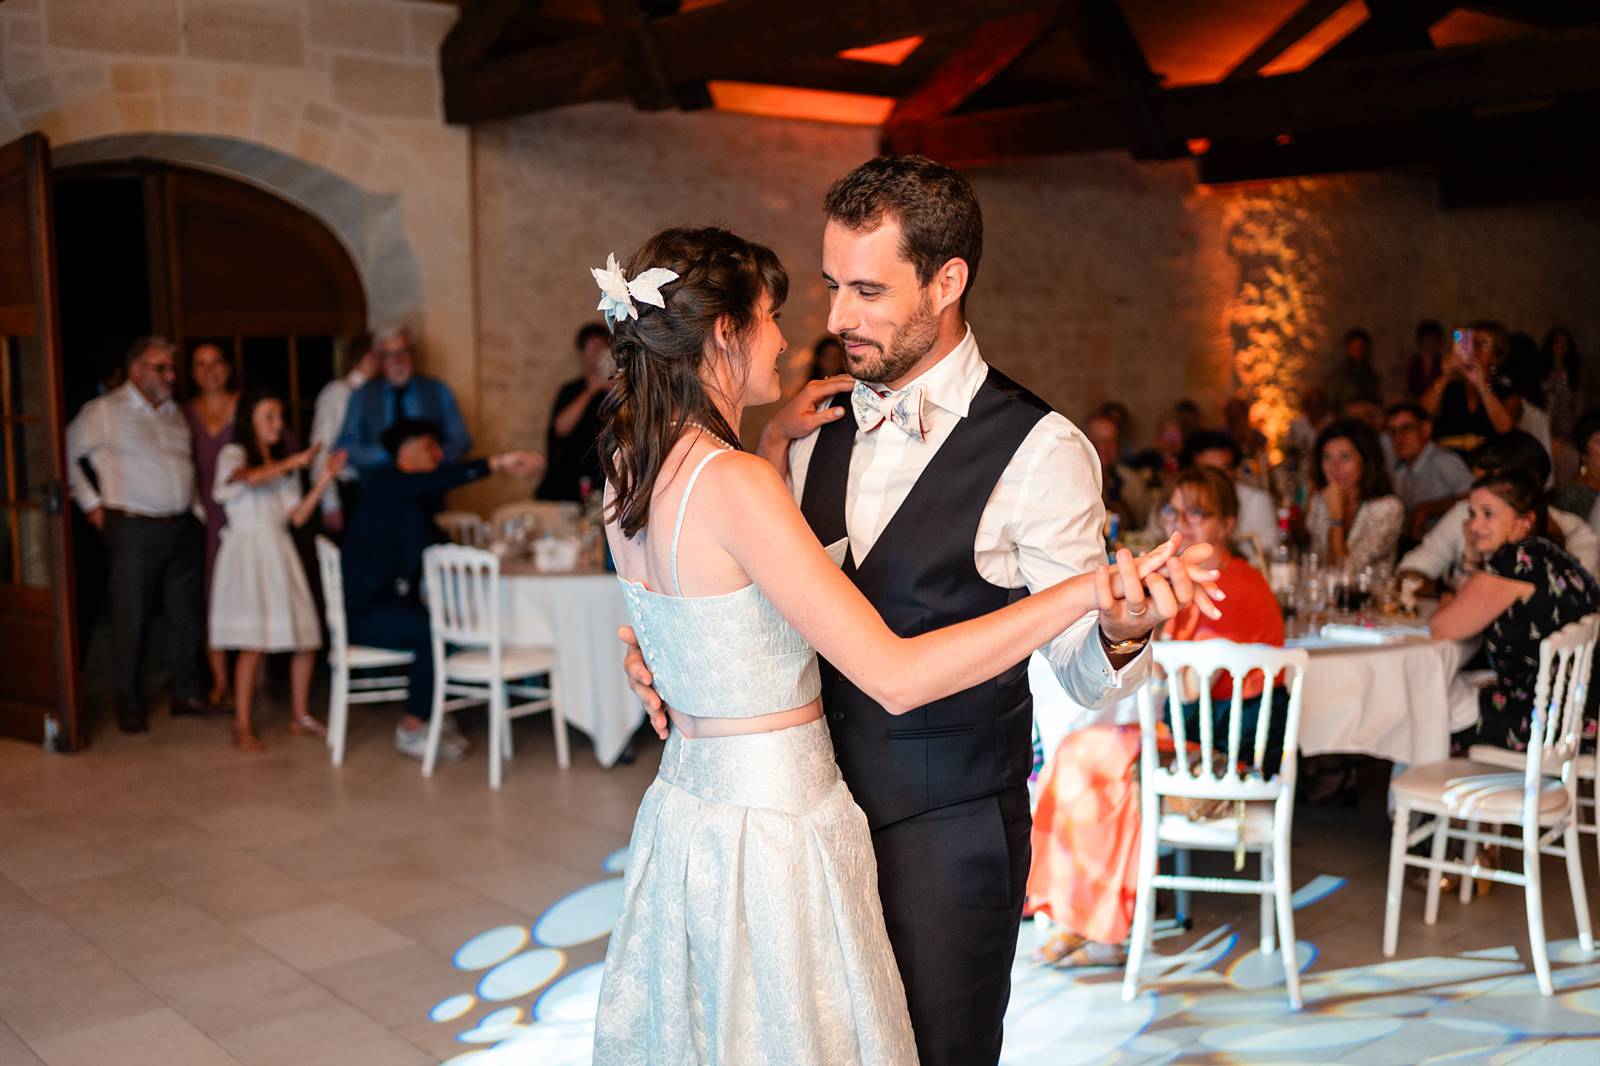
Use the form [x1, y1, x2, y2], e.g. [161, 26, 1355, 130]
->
[823, 218, 939, 388]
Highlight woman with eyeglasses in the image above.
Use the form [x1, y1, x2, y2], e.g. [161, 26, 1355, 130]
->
[1027, 466, 1284, 966]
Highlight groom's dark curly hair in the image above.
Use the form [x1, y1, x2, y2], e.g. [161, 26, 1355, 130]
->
[823, 154, 984, 312]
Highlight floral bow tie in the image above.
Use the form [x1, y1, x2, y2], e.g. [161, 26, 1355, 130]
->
[851, 380, 926, 442]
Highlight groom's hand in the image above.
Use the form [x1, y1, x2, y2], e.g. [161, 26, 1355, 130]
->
[756, 375, 855, 478]
[1096, 538, 1221, 645]
[619, 625, 670, 740]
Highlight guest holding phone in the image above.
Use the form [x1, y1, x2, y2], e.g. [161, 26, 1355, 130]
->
[1422, 322, 1516, 454]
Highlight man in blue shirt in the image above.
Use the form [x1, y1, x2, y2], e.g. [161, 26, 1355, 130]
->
[336, 325, 472, 472]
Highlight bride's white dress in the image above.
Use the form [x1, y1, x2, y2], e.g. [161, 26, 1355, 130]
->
[593, 449, 918, 1066]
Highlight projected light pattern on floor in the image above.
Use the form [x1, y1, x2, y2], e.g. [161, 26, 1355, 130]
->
[430, 857, 1600, 1064]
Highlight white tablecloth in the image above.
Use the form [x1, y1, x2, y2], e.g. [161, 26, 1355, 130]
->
[499, 569, 643, 767]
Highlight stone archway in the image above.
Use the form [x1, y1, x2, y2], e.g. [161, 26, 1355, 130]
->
[55, 131, 423, 331]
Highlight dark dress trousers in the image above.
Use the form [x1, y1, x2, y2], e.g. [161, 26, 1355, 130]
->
[800, 367, 1050, 1066]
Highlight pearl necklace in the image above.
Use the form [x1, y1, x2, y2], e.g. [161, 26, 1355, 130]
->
[682, 421, 735, 448]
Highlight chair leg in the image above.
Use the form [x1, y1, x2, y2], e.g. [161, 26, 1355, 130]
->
[1174, 848, 1192, 927]
[1273, 838, 1303, 1010]
[1383, 802, 1412, 957]
[488, 682, 505, 791]
[1122, 812, 1161, 1003]
[422, 674, 447, 779]
[1460, 818, 1480, 904]
[1562, 818, 1594, 954]
[1424, 813, 1450, 926]
[329, 665, 349, 768]
[1524, 819, 1553, 996]
[1260, 847, 1277, 957]
[502, 710, 514, 762]
[550, 669, 570, 770]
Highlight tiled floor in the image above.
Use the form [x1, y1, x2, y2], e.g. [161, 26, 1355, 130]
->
[2, 680, 1598, 1064]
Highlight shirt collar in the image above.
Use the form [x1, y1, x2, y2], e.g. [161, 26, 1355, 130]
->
[119, 381, 175, 416]
[1397, 441, 1435, 472]
[872, 325, 984, 419]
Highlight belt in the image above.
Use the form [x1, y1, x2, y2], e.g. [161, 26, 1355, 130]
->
[105, 508, 191, 524]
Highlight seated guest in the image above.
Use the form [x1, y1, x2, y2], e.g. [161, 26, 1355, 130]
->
[537, 321, 611, 502]
[1399, 431, 1599, 588]
[1430, 469, 1600, 752]
[1552, 411, 1600, 522]
[1386, 401, 1473, 538]
[336, 325, 472, 474]
[342, 418, 544, 759]
[1149, 429, 1276, 555]
[1085, 411, 1148, 531]
[1306, 418, 1404, 570]
[1027, 467, 1283, 966]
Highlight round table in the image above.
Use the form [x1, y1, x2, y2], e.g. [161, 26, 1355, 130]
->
[498, 562, 643, 767]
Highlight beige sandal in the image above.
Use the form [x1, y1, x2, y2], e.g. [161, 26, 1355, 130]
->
[288, 714, 327, 739]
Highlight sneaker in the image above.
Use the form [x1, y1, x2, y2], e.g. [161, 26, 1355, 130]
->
[394, 720, 469, 762]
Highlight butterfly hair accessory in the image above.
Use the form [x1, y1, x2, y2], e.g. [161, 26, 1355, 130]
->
[591, 253, 680, 327]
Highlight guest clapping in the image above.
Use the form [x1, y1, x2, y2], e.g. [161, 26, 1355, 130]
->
[210, 392, 345, 752]
[1306, 418, 1404, 569]
[184, 342, 239, 707]
[1430, 469, 1600, 753]
[537, 322, 610, 502]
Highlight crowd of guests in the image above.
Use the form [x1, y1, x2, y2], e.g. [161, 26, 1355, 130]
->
[1027, 317, 1596, 968]
[66, 329, 542, 754]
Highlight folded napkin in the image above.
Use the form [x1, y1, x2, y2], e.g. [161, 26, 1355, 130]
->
[1317, 622, 1432, 644]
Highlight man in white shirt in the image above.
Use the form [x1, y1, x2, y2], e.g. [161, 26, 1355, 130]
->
[308, 331, 380, 533]
[66, 337, 224, 732]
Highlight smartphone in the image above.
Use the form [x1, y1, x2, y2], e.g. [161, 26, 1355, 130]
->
[1452, 327, 1477, 371]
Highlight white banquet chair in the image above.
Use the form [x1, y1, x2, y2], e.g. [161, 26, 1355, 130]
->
[1123, 640, 1309, 1009]
[436, 510, 490, 547]
[1383, 614, 1598, 996]
[314, 536, 414, 768]
[422, 544, 569, 788]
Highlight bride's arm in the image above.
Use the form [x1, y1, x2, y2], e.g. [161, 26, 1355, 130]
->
[703, 452, 1210, 716]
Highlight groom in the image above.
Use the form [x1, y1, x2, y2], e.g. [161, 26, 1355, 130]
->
[624, 155, 1192, 1066]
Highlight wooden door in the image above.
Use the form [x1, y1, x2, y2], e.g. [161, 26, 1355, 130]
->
[0, 133, 81, 749]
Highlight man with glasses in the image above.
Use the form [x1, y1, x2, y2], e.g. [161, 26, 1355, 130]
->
[1385, 401, 1472, 539]
[335, 324, 472, 474]
[67, 336, 225, 733]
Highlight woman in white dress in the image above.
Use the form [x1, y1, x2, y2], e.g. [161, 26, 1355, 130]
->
[210, 391, 345, 752]
[591, 227, 1221, 1065]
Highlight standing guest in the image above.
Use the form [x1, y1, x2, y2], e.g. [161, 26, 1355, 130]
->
[1093, 400, 1138, 465]
[1325, 327, 1382, 414]
[66, 337, 225, 732]
[1422, 320, 1515, 452]
[342, 418, 543, 759]
[1028, 467, 1283, 966]
[1086, 411, 1148, 531]
[809, 334, 846, 380]
[1222, 396, 1267, 470]
[309, 330, 379, 534]
[1306, 418, 1404, 570]
[1168, 429, 1276, 553]
[1431, 469, 1600, 752]
[1385, 401, 1473, 537]
[1406, 319, 1446, 400]
[1173, 398, 1202, 440]
[536, 322, 610, 502]
[336, 324, 472, 474]
[183, 342, 238, 708]
[1554, 411, 1600, 522]
[1543, 327, 1583, 483]
[210, 392, 345, 752]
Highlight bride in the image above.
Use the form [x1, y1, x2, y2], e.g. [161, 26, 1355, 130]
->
[591, 226, 1218, 1065]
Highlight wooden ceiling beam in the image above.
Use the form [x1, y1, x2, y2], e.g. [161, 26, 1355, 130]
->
[1457, 1, 1600, 30]
[595, 0, 680, 110]
[1224, 0, 1357, 80]
[1056, 0, 1184, 159]
[882, 9, 1058, 129]
[440, 0, 535, 70]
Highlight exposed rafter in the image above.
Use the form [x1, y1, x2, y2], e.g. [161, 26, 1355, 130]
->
[1224, 0, 1353, 80]
[881, 9, 1058, 130]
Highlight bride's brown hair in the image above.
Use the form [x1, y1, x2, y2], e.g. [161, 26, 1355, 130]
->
[599, 226, 788, 538]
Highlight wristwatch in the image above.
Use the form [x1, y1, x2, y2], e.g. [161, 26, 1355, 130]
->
[1099, 626, 1151, 658]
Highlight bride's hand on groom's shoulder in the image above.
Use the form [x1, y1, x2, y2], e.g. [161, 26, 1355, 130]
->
[756, 375, 855, 472]
[619, 625, 670, 740]
[1094, 534, 1224, 640]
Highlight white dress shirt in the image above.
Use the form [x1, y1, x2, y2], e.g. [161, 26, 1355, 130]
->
[309, 367, 369, 514]
[1235, 481, 1279, 556]
[66, 383, 195, 517]
[788, 327, 1149, 710]
[1398, 498, 1600, 580]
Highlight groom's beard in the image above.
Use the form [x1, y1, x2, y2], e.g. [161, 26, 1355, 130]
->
[841, 291, 938, 385]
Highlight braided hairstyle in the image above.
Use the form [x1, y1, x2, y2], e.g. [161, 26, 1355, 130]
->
[598, 226, 788, 538]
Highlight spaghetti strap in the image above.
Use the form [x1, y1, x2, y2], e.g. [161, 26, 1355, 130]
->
[671, 447, 730, 596]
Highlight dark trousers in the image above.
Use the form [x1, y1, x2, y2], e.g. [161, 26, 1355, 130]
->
[346, 604, 434, 720]
[104, 511, 206, 718]
[871, 784, 1032, 1066]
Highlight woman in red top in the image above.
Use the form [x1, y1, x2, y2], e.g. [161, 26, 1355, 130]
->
[1028, 467, 1284, 966]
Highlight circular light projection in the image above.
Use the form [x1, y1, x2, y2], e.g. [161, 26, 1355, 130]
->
[454, 925, 529, 971]
[603, 848, 628, 873]
[477, 948, 566, 1001]
[429, 993, 476, 1023]
[535, 962, 606, 1023]
[1198, 1018, 1403, 1053]
[533, 878, 625, 947]
[456, 1006, 528, 1045]
[1226, 941, 1316, 989]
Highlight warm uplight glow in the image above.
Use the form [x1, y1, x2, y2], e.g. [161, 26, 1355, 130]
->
[1429, 10, 1536, 48]
[707, 82, 897, 126]
[838, 35, 924, 66]
[1186, 138, 1212, 156]
[1259, 1, 1369, 77]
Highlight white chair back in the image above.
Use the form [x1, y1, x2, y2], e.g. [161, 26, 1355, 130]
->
[1138, 640, 1309, 800]
[490, 500, 580, 537]
[437, 510, 490, 547]
[423, 544, 502, 651]
[315, 535, 349, 653]
[1525, 614, 1599, 790]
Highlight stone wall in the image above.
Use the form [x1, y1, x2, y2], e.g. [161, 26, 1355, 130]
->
[475, 103, 1600, 494]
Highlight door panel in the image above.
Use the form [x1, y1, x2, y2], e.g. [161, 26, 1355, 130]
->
[0, 133, 81, 749]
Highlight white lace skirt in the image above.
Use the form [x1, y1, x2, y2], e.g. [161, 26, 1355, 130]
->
[593, 717, 918, 1066]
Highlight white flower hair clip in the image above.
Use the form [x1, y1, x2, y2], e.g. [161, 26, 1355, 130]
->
[591, 253, 680, 327]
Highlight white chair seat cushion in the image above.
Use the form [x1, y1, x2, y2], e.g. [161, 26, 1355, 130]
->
[1392, 758, 1571, 821]
[1156, 802, 1279, 849]
[445, 646, 557, 683]
[1469, 743, 1596, 779]
[335, 645, 415, 669]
